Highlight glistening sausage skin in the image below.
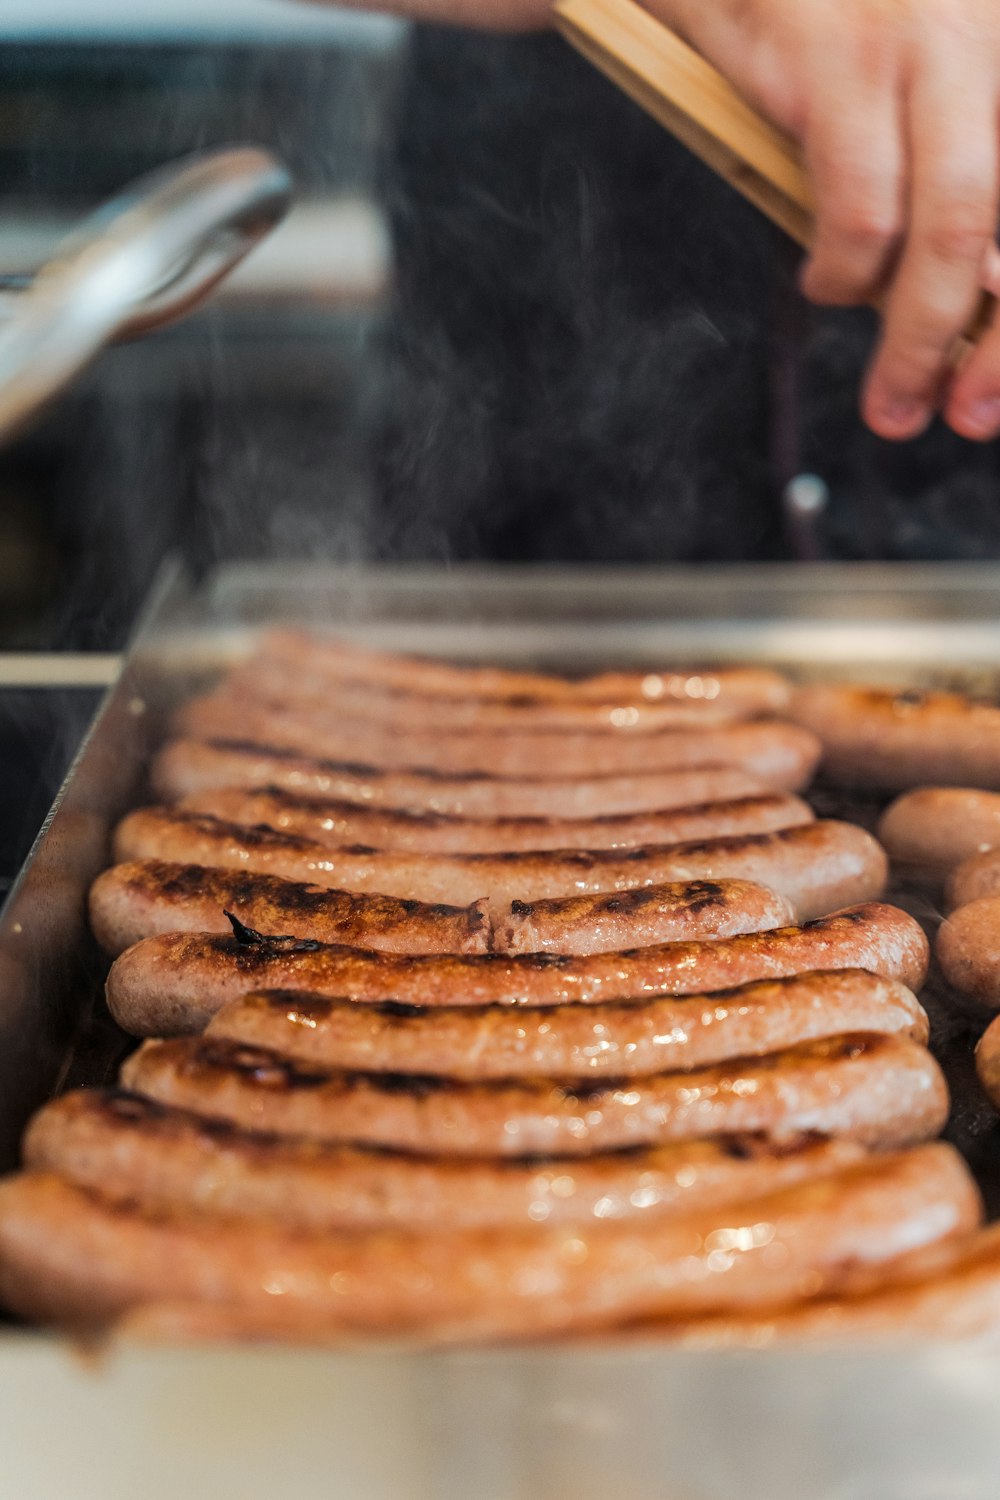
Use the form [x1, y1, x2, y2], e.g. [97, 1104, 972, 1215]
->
[105, 903, 932, 1037]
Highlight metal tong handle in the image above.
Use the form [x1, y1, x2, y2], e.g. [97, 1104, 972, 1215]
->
[555, 0, 995, 345]
[0, 145, 293, 444]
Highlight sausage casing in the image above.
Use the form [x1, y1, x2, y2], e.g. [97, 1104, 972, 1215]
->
[153, 739, 774, 816]
[88, 860, 490, 958]
[119, 1032, 948, 1157]
[111, 810, 884, 923]
[25, 1090, 865, 1233]
[105, 903, 932, 1037]
[179, 785, 815, 855]
[206, 970, 929, 1081]
[0, 1147, 976, 1339]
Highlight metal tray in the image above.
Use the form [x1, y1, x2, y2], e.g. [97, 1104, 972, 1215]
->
[5, 560, 1000, 1500]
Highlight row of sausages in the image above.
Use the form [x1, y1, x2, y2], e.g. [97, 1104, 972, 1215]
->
[3, 637, 1000, 1343]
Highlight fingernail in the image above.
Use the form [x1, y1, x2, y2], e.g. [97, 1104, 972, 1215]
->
[875, 396, 926, 432]
[957, 396, 1000, 437]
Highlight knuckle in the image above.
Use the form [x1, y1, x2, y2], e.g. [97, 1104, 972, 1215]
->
[825, 193, 901, 252]
[922, 208, 993, 267]
[881, 339, 949, 395]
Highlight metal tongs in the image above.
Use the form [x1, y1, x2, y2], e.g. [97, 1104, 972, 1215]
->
[0, 146, 293, 445]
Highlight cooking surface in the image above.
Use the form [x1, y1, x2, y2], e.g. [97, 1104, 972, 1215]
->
[5, 562, 1000, 1498]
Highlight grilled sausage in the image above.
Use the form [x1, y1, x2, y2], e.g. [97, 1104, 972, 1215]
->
[878, 787, 1000, 880]
[113, 811, 799, 936]
[251, 631, 793, 714]
[206, 972, 928, 1080]
[175, 695, 821, 785]
[791, 682, 1000, 791]
[0, 1147, 975, 1338]
[153, 739, 775, 816]
[623, 1224, 1000, 1347]
[496, 882, 799, 955]
[88, 861, 491, 959]
[218, 670, 751, 733]
[112, 810, 883, 923]
[120, 1032, 947, 1157]
[975, 1012, 1000, 1108]
[105, 903, 931, 1036]
[945, 849, 1000, 911]
[937, 897, 1000, 1010]
[179, 785, 815, 855]
[25, 1090, 865, 1233]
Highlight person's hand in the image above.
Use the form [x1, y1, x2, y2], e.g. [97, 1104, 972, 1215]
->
[656, 0, 1000, 442]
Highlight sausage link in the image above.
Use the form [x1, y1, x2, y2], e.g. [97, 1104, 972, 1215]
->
[791, 682, 1000, 791]
[251, 631, 792, 714]
[112, 810, 883, 923]
[88, 861, 490, 958]
[175, 695, 821, 786]
[114, 810, 798, 934]
[975, 1012, 1000, 1107]
[179, 785, 815, 855]
[120, 1032, 948, 1157]
[945, 849, 1000, 911]
[153, 739, 774, 816]
[0, 1147, 975, 1338]
[218, 671, 749, 733]
[105, 903, 931, 1037]
[936, 897, 1000, 1010]
[25, 1090, 865, 1233]
[878, 787, 1000, 879]
[207, 971, 928, 1080]
[620, 1224, 1000, 1347]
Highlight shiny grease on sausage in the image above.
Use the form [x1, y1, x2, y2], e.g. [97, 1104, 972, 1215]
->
[205, 971, 928, 1081]
[119, 1032, 948, 1158]
[25, 1090, 865, 1233]
[111, 809, 884, 922]
[0, 1147, 975, 1339]
[105, 903, 932, 1037]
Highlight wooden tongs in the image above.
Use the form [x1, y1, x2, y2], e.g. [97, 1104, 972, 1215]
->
[554, 0, 994, 345]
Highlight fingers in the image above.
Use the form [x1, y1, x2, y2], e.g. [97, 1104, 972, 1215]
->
[862, 59, 1000, 441]
[944, 251, 1000, 440]
[800, 67, 906, 308]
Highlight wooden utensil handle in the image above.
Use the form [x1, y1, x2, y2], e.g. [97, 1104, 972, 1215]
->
[555, 0, 995, 347]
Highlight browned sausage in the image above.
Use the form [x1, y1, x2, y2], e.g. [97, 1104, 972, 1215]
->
[620, 1224, 1000, 1347]
[0, 1147, 976, 1338]
[120, 1032, 948, 1157]
[936, 897, 1000, 1009]
[791, 682, 1000, 791]
[218, 670, 750, 732]
[105, 903, 931, 1037]
[179, 785, 815, 855]
[498, 882, 799, 955]
[975, 1012, 1000, 1107]
[25, 1090, 865, 1233]
[174, 695, 821, 786]
[88, 861, 491, 959]
[878, 787, 1000, 879]
[113, 811, 799, 935]
[251, 631, 792, 714]
[945, 849, 1000, 910]
[206, 971, 928, 1080]
[112, 810, 883, 923]
[153, 738, 775, 815]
